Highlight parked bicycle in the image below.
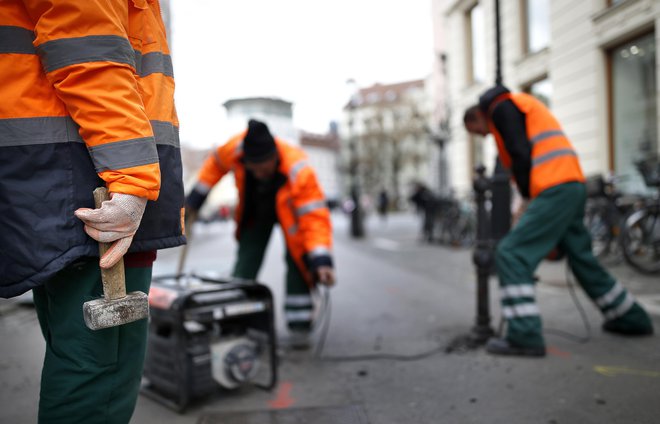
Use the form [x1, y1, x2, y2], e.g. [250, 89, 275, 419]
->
[620, 158, 660, 274]
[427, 194, 476, 247]
[583, 173, 640, 260]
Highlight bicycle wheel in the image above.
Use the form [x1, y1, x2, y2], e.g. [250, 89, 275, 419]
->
[621, 206, 660, 274]
[584, 202, 612, 258]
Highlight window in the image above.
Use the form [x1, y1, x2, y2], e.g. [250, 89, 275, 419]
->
[522, 0, 550, 54]
[466, 3, 486, 84]
[610, 32, 657, 193]
[523, 77, 552, 107]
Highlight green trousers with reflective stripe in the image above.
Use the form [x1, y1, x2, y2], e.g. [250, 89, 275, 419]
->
[233, 221, 312, 331]
[32, 260, 151, 424]
[496, 182, 646, 348]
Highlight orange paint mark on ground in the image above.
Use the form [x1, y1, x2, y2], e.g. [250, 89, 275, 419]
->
[268, 381, 295, 409]
[547, 345, 571, 358]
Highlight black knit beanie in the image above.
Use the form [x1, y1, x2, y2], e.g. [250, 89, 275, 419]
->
[242, 119, 277, 163]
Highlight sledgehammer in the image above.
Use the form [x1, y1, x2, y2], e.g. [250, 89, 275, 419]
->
[82, 187, 149, 330]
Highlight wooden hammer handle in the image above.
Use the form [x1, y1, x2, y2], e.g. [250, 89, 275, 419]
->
[93, 187, 127, 300]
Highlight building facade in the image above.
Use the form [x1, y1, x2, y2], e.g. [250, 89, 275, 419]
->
[299, 128, 342, 207]
[437, 0, 659, 195]
[340, 80, 437, 209]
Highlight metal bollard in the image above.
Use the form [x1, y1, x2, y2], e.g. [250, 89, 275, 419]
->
[445, 165, 495, 352]
[471, 165, 495, 343]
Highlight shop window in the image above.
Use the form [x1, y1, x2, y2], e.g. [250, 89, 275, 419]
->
[610, 32, 657, 192]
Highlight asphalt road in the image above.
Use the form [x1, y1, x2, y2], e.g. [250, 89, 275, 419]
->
[1, 212, 660, 424]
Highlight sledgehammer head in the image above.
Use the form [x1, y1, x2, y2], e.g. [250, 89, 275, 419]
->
[83, 291, 149, 330]
[82, 187, 149, 330]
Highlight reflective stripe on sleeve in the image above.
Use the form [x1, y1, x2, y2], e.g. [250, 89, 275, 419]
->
[500, 284, 535, 300]
[532, 149, 577, 167]
[502, 303, 540, 319]
[308, 246, 331, 258]
[530, 130, 565, 145]
[88, 137, 158, 172]
[137, 51, 174, 77]
[289, 160, 308, 182]
[595, 281, 625, 309]
[296, 200, 327, 217]
[0, 26, 36, 54]
[151, 120, 180, 148]
[194, 181, 213, 195]
[36, 35, 135, 73]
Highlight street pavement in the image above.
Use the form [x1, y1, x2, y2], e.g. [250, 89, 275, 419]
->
[1, 211, 660, 423]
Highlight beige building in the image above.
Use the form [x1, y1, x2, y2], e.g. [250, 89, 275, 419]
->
[299, 129, 342, 205]
[340, 80, 436, 209]
[436, 0, 659, 195]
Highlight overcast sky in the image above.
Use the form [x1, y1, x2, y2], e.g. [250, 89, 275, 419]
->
[169, 0, 434, 148]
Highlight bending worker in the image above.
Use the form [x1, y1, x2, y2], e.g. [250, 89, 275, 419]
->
[186, 119, 335, 348]
[463, 85, 653, 357]
[0, 0, 184, 422]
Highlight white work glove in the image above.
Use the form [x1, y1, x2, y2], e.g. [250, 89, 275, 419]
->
[74, 193, 148, 269]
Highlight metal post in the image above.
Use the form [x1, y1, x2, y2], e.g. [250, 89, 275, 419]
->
[471, 165, 495, 342]
[347, 105, 365, 239]
[445, 165, 495, 352]
[490, 157, 511, 242]
[494, 0, 503, 86]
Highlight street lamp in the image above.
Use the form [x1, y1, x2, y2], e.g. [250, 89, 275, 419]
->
[346, 79, 365, 238]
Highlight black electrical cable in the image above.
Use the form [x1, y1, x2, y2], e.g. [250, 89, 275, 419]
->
[542, 262, 592, 344]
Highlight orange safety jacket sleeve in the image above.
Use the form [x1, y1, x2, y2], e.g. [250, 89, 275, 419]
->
[21, 0, 160, 199]
[185, 142, 235, 210]
[292, 165, 333, 270]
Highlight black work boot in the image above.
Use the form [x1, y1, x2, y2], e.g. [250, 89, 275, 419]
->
[603, 303, 654, 336]
[485, 337, 546, 357]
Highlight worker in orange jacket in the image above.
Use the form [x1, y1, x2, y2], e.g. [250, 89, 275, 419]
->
[0, 1, 184, 422]
[464, 85, 653, 357]
[186, 119, 335, 348]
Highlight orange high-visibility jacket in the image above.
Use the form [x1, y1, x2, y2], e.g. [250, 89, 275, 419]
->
[488, 93, 585, 198]
[0, 0, 185, 298]
[192, 132, 333, 286]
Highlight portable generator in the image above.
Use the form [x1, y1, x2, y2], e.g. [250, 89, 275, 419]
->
[140, 274, 278, 412]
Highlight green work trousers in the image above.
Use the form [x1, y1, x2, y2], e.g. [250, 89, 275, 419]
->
[32, 259, 151, 424]
[232, 221, 313, 331]
[496, 182, 643, 348]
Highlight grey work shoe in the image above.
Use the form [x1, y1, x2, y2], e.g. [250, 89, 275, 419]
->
[288, 330, 312, 350]
[485, 337, 546, 357]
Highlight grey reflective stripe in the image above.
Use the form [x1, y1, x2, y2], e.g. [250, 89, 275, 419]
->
[604, 292, 635, 320]
[502, 303, 540, 318]
[139, 51, 173, 77]
[296, 200, 327, 217]
[37, 35, 135, 73]
[530, 130, 565, 145]
[151, 120, 179, 148]
[88, 137, 158, 172]
[308, 246, 331, 258]
[596, 282, 624, 309]
[235, 141, 244, 154]
[285, 295, 313, 307]
[0, 26, 36, 54]
[532, 149, 577, 167]
[500, 284, 535, 300]
[194, 181, 213, 195]
[289, 160, 308, 182]
[0, 116, 83, 146]
[285, 310, 313, 321]
[288, 224, 299, 235]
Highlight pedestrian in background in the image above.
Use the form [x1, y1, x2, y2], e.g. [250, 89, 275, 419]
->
[377, 189, 390, 222]
[185, 119, 335, 349]
[463, 85, 653, 357]
[0, 0, 185, 422]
